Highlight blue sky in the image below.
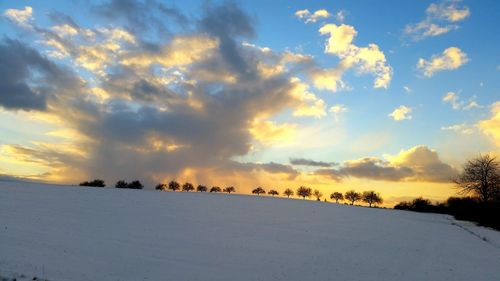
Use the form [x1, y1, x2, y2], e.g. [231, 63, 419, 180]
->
[0, 0, 498, 204]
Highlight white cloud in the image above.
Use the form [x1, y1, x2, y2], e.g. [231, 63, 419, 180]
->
[442, 91, 460, 109]
[442, 92, 482, 110]
[404, 0, 470, 40]
[403, 86, 412, 93]
[417, 47, 468, 77]
[389, 105, 412, 121]
[3, 6, 33, 28]
[441, 123, 474, 134]
[295, 9, 331, 23]
[329, 104, 348, 121]
[335, 10, 346, 23]
[319, 24, 392, 89]
[478, 101, 500, 147]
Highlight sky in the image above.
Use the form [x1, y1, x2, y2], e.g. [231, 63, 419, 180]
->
[0, 0, 498, 205]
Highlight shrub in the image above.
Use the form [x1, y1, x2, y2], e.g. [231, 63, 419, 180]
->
[223, 186, 236, 193]
[115, 180, 128, 189]
[168, 180, 180, 192]
[79, 179, 106, 187]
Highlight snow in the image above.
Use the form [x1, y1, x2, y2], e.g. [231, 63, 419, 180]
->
[1, 181, 499, 281]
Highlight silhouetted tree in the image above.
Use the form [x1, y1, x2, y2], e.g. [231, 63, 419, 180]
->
[223, 186, 236, 193]
[268, 190, 279, 196]
[330, 192, 344, 203]
[313, 189, 323, 201]
[362, 191, 383, 207]
[155, 183, 167, 190]
[182, 182, 194, 192]
[197, 185, 207, 192]
[252, 187, 266, 195]
[115, 180, 128, 189]
[454, 154, 500, 202]
[79, 179, 106, 187]
[297, 186, 312, 199]
[345, 190, 361, 205]
[168, 180, 180, 192]
[128, 180, 143, 189]
[210, 186, 221, 193]
[283, 188, 294, 198]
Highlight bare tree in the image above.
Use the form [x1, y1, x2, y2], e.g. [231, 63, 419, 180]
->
[268, 189, 279, 196]
[454, 154, 500, 202]
[223, 186, 236, 193]
[313, 189, 323, 201]
[252, 187, 266, 195]
[330, 192, 344, 203]
[296, 186, 312, 199]
[210, 186, 221, 193]
[197, 185, 207, 192]
[362, 191, 383, 207]
[345, 190, 361, 205]
[182, 182, 195, 192]
[283, 188, 294, 198]
[168, 180, 180, 192]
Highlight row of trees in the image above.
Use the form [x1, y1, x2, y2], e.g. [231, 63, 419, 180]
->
[250, 186, 383, 207]
[154, 181, 236, 194]
[79, 179, 382, 207]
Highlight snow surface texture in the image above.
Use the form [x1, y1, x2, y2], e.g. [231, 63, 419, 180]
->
[1, 181, 500, 281]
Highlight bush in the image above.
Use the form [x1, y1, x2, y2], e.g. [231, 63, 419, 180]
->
[223, 186, 236, 193]
[128, 180, 143, 189]
[115, 180, 129, 189]
[155, 183, 167, 190]
[79, 179, 106, 187]
[182, 182, 194, 192]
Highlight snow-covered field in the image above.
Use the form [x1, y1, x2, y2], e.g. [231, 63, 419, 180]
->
[1, 181, 499, 281]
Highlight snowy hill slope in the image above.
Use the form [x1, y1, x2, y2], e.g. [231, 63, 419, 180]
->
[1, 181, 499, 281]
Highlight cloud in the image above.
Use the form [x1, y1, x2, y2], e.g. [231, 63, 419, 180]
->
[92, 0, 187, 37]
[386, 146, 458, 182]
[3, 6, 33, 28]
[404, 0, 470, 40]
[1, 2, 340, 186]
[417, 47, 468, 77]
[314, 146, 456, 183]
[319, 24, 392, 89]
[0, 39, 80, 111]
[442, 91, 482, 110]
[389, 105, 412, 121]
[329, 104, 348, 121]
[295, 9, 330, 23]
[403, 86, 412, 93]
[478, 101, 500, 147]
[441, 123, 474, 135]
[290, 158, 335, 167]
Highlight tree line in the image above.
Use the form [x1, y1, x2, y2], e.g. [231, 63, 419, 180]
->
[394, 154, 500, 230]
[79, 179, 383, 207]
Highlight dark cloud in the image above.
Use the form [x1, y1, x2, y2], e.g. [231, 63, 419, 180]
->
[0, 38, 78, 111]
[199, 2, 257, 80]
[92, 0, 188, 37]
[290, 158, 336, 167]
